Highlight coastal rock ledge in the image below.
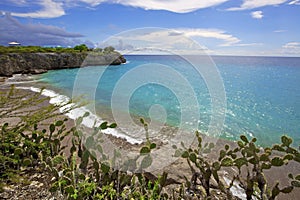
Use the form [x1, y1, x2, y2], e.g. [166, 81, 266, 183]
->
[0, 52, 126, 77]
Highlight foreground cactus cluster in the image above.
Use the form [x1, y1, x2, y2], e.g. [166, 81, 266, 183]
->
[175, 131, 300, 199]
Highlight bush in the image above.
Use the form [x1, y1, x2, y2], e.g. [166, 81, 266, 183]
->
[103, 46, 115, 53]
[0, 45, 121, 54]
[174, 132, 300, 199]
[0, 86, 78, 185]
[73, 44, 89, 52]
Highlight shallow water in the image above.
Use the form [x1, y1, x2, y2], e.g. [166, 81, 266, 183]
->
[36, 55, 300, 146]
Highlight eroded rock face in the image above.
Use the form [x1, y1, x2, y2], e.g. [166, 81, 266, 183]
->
[0, 53, 126, 76]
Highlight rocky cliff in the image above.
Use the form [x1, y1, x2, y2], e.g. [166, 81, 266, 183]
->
[0, 52, 126, 76]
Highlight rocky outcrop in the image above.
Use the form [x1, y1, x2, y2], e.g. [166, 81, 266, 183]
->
[0, 52, 126, 77]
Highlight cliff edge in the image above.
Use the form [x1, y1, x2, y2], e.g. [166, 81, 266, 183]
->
[0, 52, 126, 77]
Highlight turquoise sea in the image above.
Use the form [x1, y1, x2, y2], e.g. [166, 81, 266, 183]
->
[39, 55, 300, 146]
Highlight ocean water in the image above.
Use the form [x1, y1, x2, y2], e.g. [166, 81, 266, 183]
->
[38, 55, 300, 146]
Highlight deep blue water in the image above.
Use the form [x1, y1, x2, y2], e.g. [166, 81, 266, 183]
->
[40, 55, 300, 146]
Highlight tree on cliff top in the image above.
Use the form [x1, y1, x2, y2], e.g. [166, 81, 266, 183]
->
[73, 44, 88, 52]
[103, 46, 115, 53]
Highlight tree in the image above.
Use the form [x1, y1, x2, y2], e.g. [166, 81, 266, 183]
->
[103, 46, 115, 53]
[94, 48, 103, 52]
[74, 44, 88, 52]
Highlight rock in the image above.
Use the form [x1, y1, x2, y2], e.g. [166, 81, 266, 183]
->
[30, 69, 48, 74]
[0, 52, 126, 76]
[0, 77, 6, 82]
[2, 186, 14, 192]
[82, 52, 126, 66]
[30, 181, 44, 188]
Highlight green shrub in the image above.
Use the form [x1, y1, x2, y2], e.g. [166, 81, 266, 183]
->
[174, 132, 300, 199]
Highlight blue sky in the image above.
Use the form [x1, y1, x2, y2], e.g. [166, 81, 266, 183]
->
[0, 0, 300, 56]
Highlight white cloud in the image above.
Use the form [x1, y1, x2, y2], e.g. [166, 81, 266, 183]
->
[100, 28, 213, 54]
[235, 43, 263, 46]
[228, 0, 288, 11]
[251, 11, 263, 19]
[289, 0, 300, 5]
[3, 0, 299, 19]
[11, 0, 65, 18]
[274, 30, 287, 33]
[2, 0, 230, 18]
[0, 13, 83, 46]
[78, 0, 107, 7]
[283, 42, 300, 49]
[175, 28, 241, 46]
[78, 0, 229, 13]
[282, 42, 300, 55]
[8, 0, 27, 5]
[101, 28, 243, 55]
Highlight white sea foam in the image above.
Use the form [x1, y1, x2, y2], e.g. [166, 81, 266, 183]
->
[16, 86, 143, 144]
[5, 74, 39, 85]
[5, 80, 39, 85]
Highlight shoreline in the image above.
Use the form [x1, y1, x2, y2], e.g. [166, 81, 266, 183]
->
[0, 79, 144, 149]
[2, 74, 200, 147]
[1, 77, 230, 150]
[1, 74, 299, 149]
[1, 78, 300, 199]
[1, 75, 144, 145]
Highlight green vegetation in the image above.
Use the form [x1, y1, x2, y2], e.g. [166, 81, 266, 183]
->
[103, 46, 115, 53]
[174, 132, 300, 199]
[0, 86, 79, 192]
[0, 86, 299, 199]
[0, 45, 116, 54]
[73, 44, 89, 52]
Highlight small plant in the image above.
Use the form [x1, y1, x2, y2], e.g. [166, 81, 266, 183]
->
[174, 131, 234, 199]
[222, 135, 300, 200]
[0, 86, 77, 187]
[175, 131, 300, 200]
[45, 116, 170, 199]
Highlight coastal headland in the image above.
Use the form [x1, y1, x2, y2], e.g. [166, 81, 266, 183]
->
[0, 52, 126, 77]
[0, 45, 126, 77]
